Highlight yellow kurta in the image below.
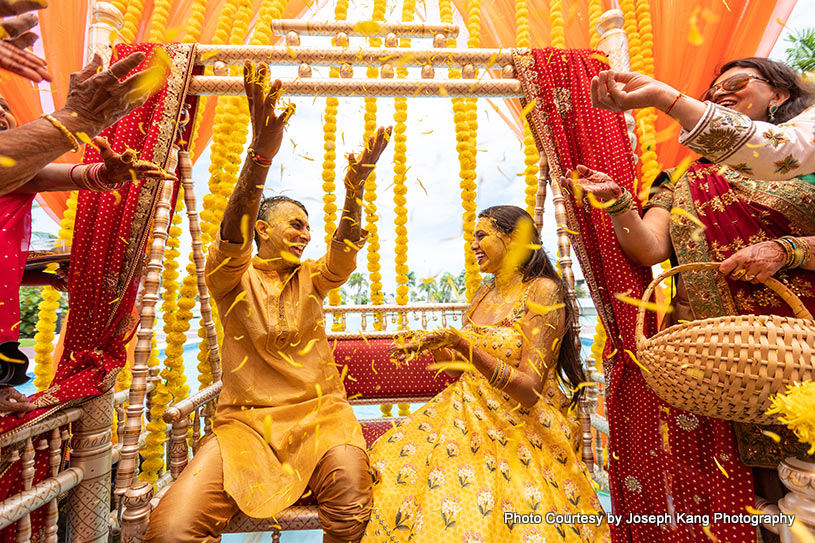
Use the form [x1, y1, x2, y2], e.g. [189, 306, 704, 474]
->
[205, 231, 367, 518]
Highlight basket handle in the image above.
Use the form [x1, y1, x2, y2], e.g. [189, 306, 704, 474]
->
[634, 262, 814, 347]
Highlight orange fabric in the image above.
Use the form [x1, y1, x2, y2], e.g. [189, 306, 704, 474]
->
[449, 0, 797, 173]
[1, 0, 796, 224]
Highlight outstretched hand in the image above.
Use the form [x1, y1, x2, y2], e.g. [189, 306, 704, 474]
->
[96, 136, 175, 186]
[345, 126, 392, 196]
[591, 70, 672, 113]
[0, 12, 50, 82]
[562, 165, 622, 202]
[65, 52, 161, 134]
[244, 62, 293, 161]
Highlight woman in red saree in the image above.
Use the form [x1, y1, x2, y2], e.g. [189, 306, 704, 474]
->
[570, 57, 815, 543]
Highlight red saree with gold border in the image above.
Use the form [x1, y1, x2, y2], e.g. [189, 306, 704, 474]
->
[0, 43, 198, 541]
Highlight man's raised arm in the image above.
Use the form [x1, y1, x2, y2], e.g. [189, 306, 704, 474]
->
[220, 63, 292, 245]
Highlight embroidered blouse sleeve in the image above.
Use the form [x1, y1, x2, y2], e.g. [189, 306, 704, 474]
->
[642, 172, 675, 212]
[679, 102, 815, 180]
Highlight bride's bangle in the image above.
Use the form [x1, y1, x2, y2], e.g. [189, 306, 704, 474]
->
[605, 188, 633, 216]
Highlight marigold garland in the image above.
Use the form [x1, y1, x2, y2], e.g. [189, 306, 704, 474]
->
[32, 191, 77, 391]
[589, 316, 607, 372]
[516, 0, 539, 218]
[588, 0, 603, 48]
[138, 199, 185, 484]
[110, 0, 129, 17]
[620, 0, 643, 73]
[120, 0, 145, 43]
[549, 0, 566, 49]
[460, 0, 483, 300]
[32, 286, 60, 391]
[632, 0, 660, 200]
[362, 0, 387, 329]
[147, 0, 172, 42]
[323, 0, 350, 314]
[393, 0, 415, 312]
[182, 0, 208, 43]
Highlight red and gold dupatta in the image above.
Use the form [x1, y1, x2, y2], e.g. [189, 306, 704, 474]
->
[0, 43, 198, 541]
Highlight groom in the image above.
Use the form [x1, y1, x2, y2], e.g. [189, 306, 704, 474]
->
[145, 62, 390, 543]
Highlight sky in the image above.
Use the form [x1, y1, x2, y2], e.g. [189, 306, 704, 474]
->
[29, 0, 815, 300]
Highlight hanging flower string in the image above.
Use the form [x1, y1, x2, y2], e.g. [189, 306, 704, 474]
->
[32, 191, 78, 391]
[460, 0, 483, 300]
[147, 0, 172, 42]
[549, 0, 566, 49]
[515, 0, 539, 217]
[364, 0, 387, 330]
[588, 0, 603, 48]
[120, 0, 145, 43]
[323, 0, 350, 323]
[393, 0, 415, 317]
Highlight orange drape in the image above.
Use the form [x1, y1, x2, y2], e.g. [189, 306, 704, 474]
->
[450, 0, 797, 171]
[1, 0, 797, 224]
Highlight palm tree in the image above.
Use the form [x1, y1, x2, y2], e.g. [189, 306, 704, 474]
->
[785, 28, 815, 74]
[346, 272, 369, 304]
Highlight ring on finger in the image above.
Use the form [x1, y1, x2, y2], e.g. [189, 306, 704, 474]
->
[743, 274, 756, 281]
[731, 269, 746, 279]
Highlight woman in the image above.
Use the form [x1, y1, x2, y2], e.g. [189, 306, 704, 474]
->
[591, 58, 815, 182]
[572, 57, 815, 542]
[361, 206, 609, 543]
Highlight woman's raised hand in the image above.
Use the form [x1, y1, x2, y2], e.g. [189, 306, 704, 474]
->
[591, 70, 674, 113]
[244, 62, 294, 161]
[562, 165, 622, 202]
[345, 126, 392, 197]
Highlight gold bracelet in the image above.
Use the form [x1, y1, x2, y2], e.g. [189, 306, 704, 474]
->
[40, 114, 81, 153]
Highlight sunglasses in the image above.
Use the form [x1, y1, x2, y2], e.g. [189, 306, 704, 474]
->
[702, 73, 771, 101]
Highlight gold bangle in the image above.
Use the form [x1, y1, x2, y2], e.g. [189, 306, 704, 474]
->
[40, 114, 81, 153]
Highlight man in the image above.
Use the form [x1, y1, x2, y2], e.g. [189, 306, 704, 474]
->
[145, 62, 391, 543]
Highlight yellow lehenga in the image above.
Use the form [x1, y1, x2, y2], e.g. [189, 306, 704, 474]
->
[362, 279, 609, 543]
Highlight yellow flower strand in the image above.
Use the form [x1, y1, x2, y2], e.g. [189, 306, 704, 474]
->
[120, 0, 145, 43]
[620, 0, 643, 73]
[363, 0, 387, 329]
[633, 0, 660, 199]
[323, 0, 350, 315]
[197, 0, 255, 389]
[182, 0, 208, 43]
[460, 0, 483, 300]
[393, 0, 415, 313]
[549, 0, 566, 49]
[32, 286, 60, 391]
[589, 316, 607, 372]
[147, 0, 172, 42]
[588, 0, 603, 49]
[138, 197, 186, 484]
[516, 0, 539, 217]
[32, 191, 78, 391]
[110, 0, 129, 18]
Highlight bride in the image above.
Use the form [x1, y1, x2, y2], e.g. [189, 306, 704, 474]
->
[361, 205, 609, 542]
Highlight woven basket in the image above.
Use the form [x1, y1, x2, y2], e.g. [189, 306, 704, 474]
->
[635, 262, 815, 425]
